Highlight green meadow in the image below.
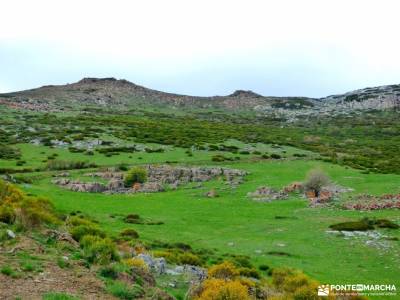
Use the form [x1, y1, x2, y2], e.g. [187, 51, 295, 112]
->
[17, 147, 400, 288]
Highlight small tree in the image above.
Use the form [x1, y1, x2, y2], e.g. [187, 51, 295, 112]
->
[124, 167, 147, 187]
[304, 169, 330, 197]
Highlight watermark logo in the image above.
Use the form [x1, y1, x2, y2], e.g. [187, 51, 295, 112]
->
[317, 284, 397, 297]
[317, 285, 330, 296]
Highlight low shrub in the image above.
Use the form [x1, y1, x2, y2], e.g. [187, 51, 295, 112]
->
[238, 267, 260, 279]
[120, 228, 139, 239]
[42, 292, 80, 300]
[124, 167, 147, 187]
[375, 219, 399, 229]
[270, 153, 282, 159]
[123, 214, 141, 223]
[179, 252, 202, 266]
[304, 168, 330, 197]
[193, 278, 251, 300]
[106, 281, 144, 300]
[124, 257, 148, 270]
[329, 220, 373, 231]
[0, 180, 58, 228]
[208, 261, 239, 280]
[0, 204, 16, 224]
[70, 224, 106, 241]
[259, 264, 270, 271]
[99, 265, 120, 279]
[0, 265, 14, 276]
[80, 235, 119, 264]
[18, 196, 59, 228]
[46, 160, 96, 171]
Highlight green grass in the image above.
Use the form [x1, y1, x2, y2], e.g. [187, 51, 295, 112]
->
[42, 292, 80, 300]
[21, 157, 400, 289]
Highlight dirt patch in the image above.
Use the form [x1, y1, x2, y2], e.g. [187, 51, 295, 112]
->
[0, 234, 115, 300]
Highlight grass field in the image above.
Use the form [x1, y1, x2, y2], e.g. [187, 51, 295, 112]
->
[17, 147, 400, 291]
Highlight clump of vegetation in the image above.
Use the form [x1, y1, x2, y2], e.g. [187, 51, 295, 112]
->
[106, 281, 144, 300]
[304, 168, 330, 197]
[123, 167, 147, 187]
[80, 235, 119, 264]
[270, 153, 282, 159]
[208, 261, 240, 280]
[330, 218, 399, 231]
[192, 278, 251, 300]
[45, 160, 96, 171]
[270, 267, 320, 300]
[153, 249, 203, 266]
[68, 216, 106, 241]
[211, 154, 234, 162]
[42, 292, 80, 300]
[99, 265, 120, 279]
[120, 228, 139, 239]
[0, 179, 58, 228]
[374, 218, 399, 229]
[0, 144, 20, 160]
[123, 214, 141, 223]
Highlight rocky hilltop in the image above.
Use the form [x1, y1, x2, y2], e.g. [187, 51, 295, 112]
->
[0, 78, 399, 119]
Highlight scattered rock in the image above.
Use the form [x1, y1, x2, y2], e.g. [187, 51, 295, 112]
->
[53, 165, 248, 195]
[6, 229, 15, 239]
[205, 188, 218, 198]
[247, 186, 288, 202]
[137, 254, 166, 274]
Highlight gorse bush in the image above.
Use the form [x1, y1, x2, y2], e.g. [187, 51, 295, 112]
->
[80, 235, 119, 264]
[208, 261, 240, 280]
[124, 167, 147, 187]
[0, 179, 58, 228]
[194, 278, 251, 300]
[271, 267, 321, 300]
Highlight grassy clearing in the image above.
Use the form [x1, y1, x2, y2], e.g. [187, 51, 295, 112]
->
[22, 157, 400, 288]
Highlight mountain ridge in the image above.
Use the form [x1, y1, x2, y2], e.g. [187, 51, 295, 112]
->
[0, 77, 399, 118]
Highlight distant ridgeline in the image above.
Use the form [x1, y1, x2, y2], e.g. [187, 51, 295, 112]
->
[0, 79, 399, 174]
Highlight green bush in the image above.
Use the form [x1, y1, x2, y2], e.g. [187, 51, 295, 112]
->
[329, 220, 373, 231]
[70, 224, 106, 242]
[99, 265, 120, 279]
[18, 196, 59, 228]
[46, 160, 96, 171]
[179, 252, 202, 266]
[120, 228, 139, 239]
[42, 292, 80, 300]
[123, 214, 141, 223]
[375, 219, 399, 229]
[80, 235, 119, 264]
[238, 267, 261, 279]
[259, 264, 270, 271]
[0, 205, 16, 224]
[106, 281, 144, 299]
[0, 265, 14, 276]
[124, 167, 147, 187]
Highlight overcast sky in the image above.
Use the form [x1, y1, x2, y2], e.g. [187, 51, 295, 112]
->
[1, 0, 400, 97]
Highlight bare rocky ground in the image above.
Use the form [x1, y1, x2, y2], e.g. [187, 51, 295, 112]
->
[0, 235, 116, 300]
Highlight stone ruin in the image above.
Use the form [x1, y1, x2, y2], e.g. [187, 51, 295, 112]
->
[307, 184, 353, 207]
[247, 181, 351, 205]
[247, 186, 288, 202]
[52, 165, 248, 194]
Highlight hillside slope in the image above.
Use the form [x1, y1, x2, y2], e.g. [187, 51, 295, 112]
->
[0, 78, 399, 118]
